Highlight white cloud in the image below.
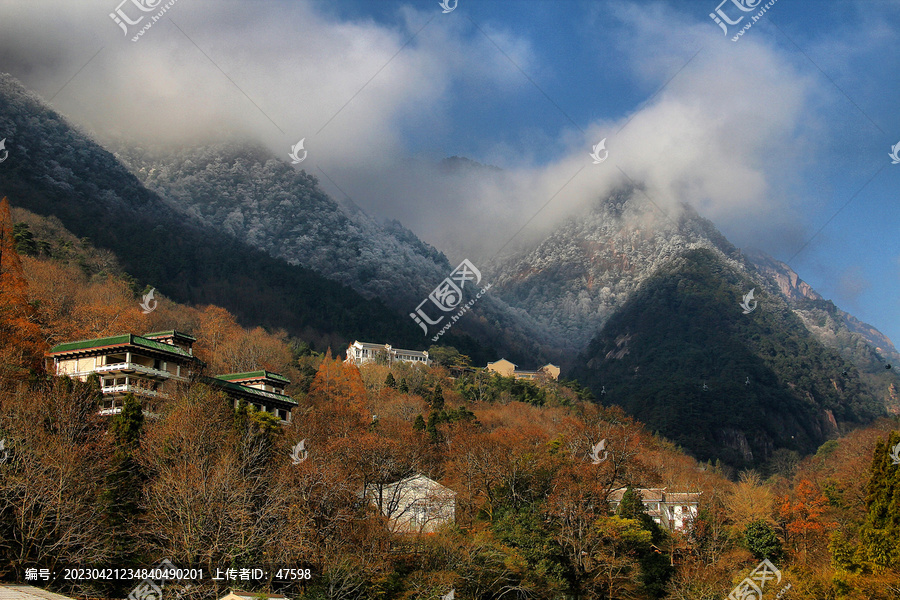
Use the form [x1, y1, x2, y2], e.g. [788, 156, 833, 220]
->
[0, 0, 831, 262]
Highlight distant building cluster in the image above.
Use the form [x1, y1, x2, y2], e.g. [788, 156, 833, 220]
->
[486, 358, 560, 381]
[44, 330, 296, 422]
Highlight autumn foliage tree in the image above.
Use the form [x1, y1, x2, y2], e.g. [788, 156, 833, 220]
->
[0, 197, 43, 379]
[777, 478, 833, 562]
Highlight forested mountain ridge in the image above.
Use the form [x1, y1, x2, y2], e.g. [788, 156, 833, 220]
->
[487, 186, 899, 380]
[111, 142, 553, 365]
[0, 73, 425, 351]
[113, 143, 451, 308]
[571, 247, 893, 469]
[488, 188, 756, 357]
[746, 248, 900, 371]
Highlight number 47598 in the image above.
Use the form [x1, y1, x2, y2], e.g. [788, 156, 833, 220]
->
[275, 569, 311, 580]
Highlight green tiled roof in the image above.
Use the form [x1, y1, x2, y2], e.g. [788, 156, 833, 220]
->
[48, 334, 194, 359]
[202, 376, 297, 405]
[143, 330, 197, 342]
[216, 370, 290, 384]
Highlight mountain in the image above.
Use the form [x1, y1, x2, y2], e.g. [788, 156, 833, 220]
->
[0, 74, 421, 351]
[487, 187, 747, 360]
[112, 143, 451, 309]
[3, 70, 897, 468]
[745, 248, 900, 370]
[482, 187, 898, 467]
[111, 143, 548, 365]
[569, 247, 890, 468]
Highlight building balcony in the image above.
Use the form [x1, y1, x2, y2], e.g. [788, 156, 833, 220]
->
[92, 362, 186, 380]
[100, 384, 168, 400]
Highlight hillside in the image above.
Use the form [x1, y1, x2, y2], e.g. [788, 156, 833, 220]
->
[571, 248, 889, 469]
[0, 74, 443, 353]
[113, 143, 450, 308]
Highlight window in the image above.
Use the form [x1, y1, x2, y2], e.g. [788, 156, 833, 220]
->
[410, 501, 428, 525]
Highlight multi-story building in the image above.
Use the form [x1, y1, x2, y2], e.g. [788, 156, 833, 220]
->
[607, 487, 701, 532]
[207, 370, 296, 423]
[486, 358, 561, 381]
[345, 340, 430, 367]
[46, 331, 296, 422]
[46, 330, 201, 415]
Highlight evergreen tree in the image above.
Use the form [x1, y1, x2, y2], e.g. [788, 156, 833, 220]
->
[103, 394, 145, 569]
[399, 378, 409, 393]
[859, 431, 900, 570]
[744, 519, 783, 560]
[385, 372, 397, 389]
[617, 487, 646, 520]
[426, 411, 440, 443]
[431, 384, 445, 411]
[109, 392, 144, 448]
[413, 414, 426, 431]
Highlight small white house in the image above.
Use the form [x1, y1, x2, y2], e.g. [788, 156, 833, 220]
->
[366, 473, 456, 534]
[607, 487, 700, 532]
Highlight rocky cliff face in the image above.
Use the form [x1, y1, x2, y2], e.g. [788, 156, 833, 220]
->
[745, 249, 900, 369]
[745, 249, 822, 301]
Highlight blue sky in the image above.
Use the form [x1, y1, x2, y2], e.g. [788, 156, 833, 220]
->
[1, 0, 898, 346]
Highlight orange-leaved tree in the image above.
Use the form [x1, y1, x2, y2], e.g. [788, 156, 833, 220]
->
[777, 478, 833, 562]
[0, 197, 43, 378]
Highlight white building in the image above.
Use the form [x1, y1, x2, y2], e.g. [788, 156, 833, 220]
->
[365, 473, 456, 534]
[345, 341, 430, 367]
[607, 487, 700, 532]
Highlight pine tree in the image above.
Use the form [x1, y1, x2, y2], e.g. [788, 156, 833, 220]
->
[431, 384, 445, 411]
[744, 519, 783, 560]
[385, 372, 397, 389]
[617, 487, 646, 520]
[413, 414, 426, 431]
[103, 394, 145, 567]
[399, 378, 409, 393]
[426, 411, 440, 443]
[859, 431, 900, 571]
